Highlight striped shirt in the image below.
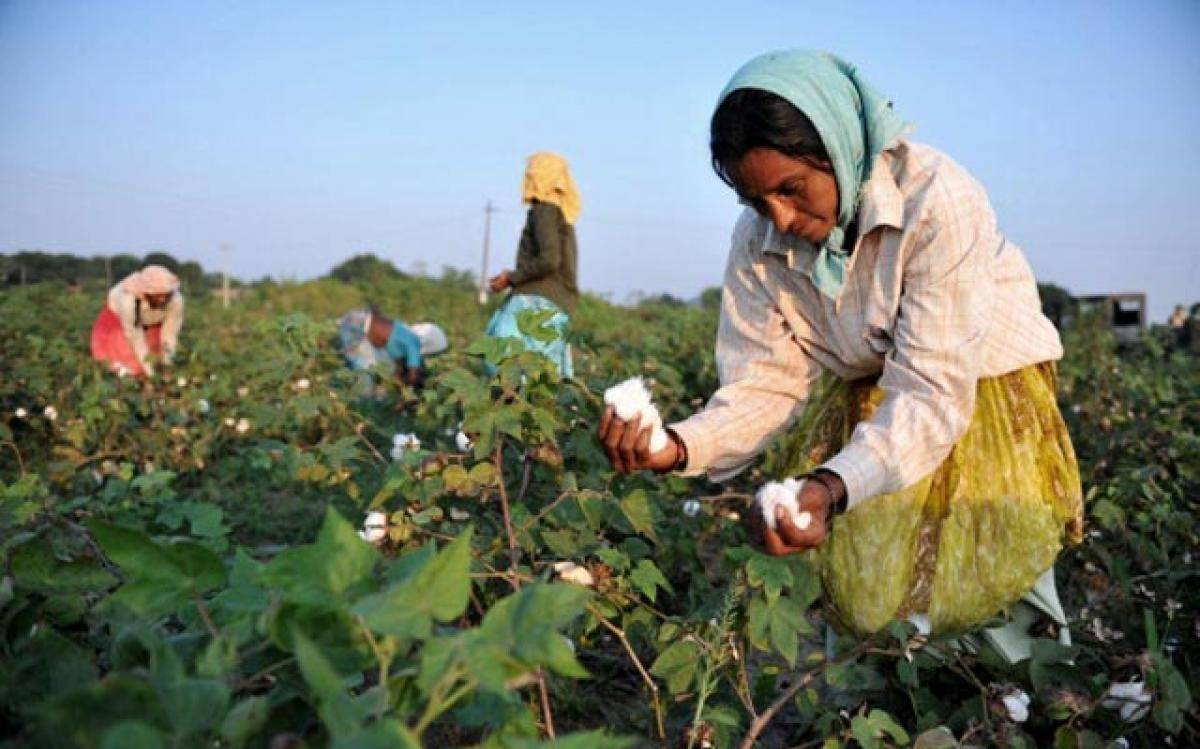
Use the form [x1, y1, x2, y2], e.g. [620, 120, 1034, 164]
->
[670, 141, 1063, 508]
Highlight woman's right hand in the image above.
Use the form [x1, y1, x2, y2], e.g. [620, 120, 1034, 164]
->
[598, 407, 683, 474]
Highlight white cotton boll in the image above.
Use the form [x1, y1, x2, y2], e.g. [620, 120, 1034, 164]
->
[14, 408, 27, 419]
[176, 377, 188, 388]
[359, 512, 388, 544]
[552, 561, 595, 587]
[197, 399, 211, 414]
[1002, 690, 1031, 723]
[907, 613, 932, 636]
[115, 364, 130, 378]
[237, 386, 249, 397]
[295, 378, 311, 391]
[1101, 681, 1152, 722]
[235, 418, 251, 434]
[682, 499, 701, 517]
[455, 430, 474, 453]
[603, 377, 670, 453]
[43, 406, 58, 422]
[449, 508, 471, 522]
[224, 417, 235, 428]
[756, 478, 812, 531]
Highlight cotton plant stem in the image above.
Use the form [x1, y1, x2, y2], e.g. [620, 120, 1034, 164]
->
[493, 437, 556, 738]
[193, 596, 221, 640]
[1, 441, 26, 476]
[737, 639, 875, 749]
[588, 604, 666, 741]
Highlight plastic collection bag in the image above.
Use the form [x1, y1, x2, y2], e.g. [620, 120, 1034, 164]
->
[774, 363, 1084, 637]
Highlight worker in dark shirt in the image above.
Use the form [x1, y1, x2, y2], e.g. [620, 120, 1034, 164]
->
[486, 152, 580, 376]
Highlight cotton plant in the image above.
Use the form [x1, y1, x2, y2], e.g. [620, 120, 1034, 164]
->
[43, 405, 58, 422]
[604, 377, 669, 452]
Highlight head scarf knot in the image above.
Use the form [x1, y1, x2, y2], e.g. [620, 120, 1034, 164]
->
[123, 265, 180, 298]
[522, 152, 582, 225]
[718, 50, 910, 299]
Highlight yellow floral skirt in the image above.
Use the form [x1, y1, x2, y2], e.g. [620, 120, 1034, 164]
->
[776, 362, 1084, 637]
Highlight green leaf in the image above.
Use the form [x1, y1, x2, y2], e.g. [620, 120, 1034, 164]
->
[100, 721, 167, 749]
[471, 583, 591, 687]
[745, 553, 794, 604]
[220, 696, 271, 748]
[496, 732, 636, 749]
[263, 507, 377, 607]
[650, 639, 701, 695]
[850, 708, 910, 749]
[353, 527, 473, 639]
[88, 520, 225, 616]
[618, 490, 658, 542]
[330, 719, 422, 749]
[912, 727, 957, 749]
[628, 559, 672, 603]
[293, 629, 366, 739]
[160, 678, 229, 737]
[9, 537, 116, 594]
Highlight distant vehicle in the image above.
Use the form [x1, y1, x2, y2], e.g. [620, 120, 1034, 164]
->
[1074, 292, 1147, 344]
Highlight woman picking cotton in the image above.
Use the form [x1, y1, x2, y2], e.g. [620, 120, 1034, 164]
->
[599, 51, 1083, 658]
[337, 308, 448, 389]
[486, 152, 580, 377]
[90, 264, 184, 378]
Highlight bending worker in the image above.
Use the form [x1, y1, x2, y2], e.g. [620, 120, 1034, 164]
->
[338, 308, 448, 388]
[599, 50, 1083, 662]
[90, 264, 184, 378]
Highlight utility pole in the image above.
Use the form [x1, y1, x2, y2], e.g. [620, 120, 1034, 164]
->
[220, 242, 231, 310]
[478, 200, 497, 304]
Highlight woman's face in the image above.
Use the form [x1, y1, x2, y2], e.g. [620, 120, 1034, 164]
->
[729, 148, 839, 244]
[143, 292, 171, 310]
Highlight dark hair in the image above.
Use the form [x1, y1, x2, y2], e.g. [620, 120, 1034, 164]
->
[710, 88, 830, 188]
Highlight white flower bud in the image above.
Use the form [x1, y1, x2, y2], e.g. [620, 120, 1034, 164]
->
[14, 408, 27, 419]
[235, 418, 251, 434]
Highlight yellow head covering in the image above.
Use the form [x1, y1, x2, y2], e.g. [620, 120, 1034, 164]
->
[521, 152, 582, 225]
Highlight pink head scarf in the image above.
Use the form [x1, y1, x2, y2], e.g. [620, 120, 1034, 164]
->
[123, 265, 180, 298]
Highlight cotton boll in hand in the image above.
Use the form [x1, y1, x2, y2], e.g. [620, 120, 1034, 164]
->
[603, 377, 669, 453]
[755, 478, 812, 531]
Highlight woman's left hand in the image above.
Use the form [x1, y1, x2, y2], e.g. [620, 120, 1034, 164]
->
[744, 480, 833, 555]
[488, 271, 512, 293]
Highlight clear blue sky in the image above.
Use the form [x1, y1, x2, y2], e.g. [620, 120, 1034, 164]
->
[2, 1, 1198, 320]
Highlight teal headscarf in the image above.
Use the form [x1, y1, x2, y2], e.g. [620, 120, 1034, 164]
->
[718, 50, 909, 298]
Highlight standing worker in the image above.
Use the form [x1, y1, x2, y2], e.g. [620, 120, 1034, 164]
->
[599, 50, 1083, 661]
[90, 264, 184, 378]
[486, 152, 580, 377]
